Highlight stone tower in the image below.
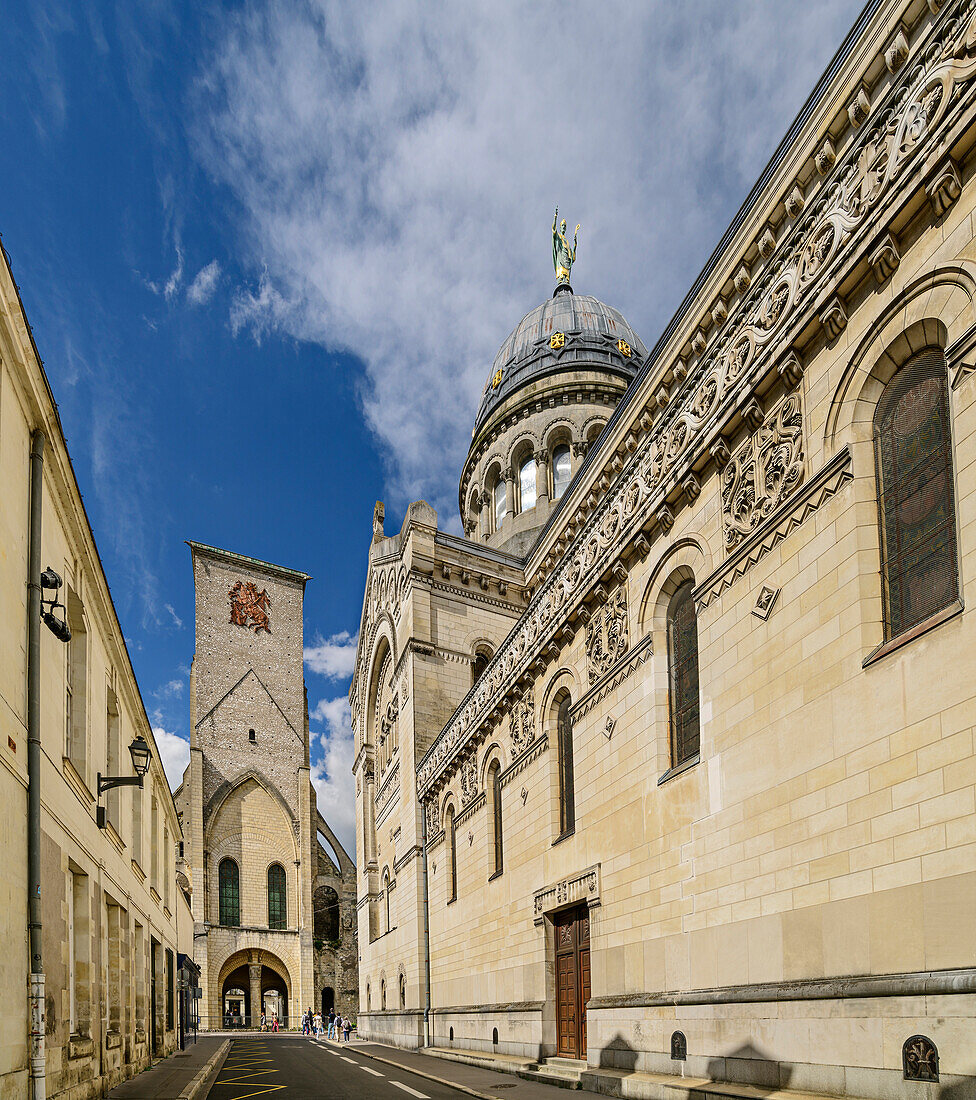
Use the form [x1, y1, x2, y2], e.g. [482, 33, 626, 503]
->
[177, 542, 357, 1029]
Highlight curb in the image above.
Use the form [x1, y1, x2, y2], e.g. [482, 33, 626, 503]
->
[315, 1037, 502, 1100]
[178, 1039, 231, 1100]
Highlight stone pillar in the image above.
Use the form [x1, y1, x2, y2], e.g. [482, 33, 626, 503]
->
[536, 453, 550, 509]
[249, 957, 262, 1027]
[503, 467, 515, 522]
[572, 440, 589, 476]
[479, 491, 491, 539]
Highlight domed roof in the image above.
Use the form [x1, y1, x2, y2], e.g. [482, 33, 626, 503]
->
[474, 288, 647, 436]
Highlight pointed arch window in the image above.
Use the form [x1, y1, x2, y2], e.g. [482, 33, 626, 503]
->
[667, 580, 700, 767]
[557, 694, 575, 836]
[267, 863, 286, 929]
[552, 445, 571, 499]
[489, 760, 503, 877]
[874, 348, 958, 641]
[383, 869, 392, 934]
[218, 858, 240, 927]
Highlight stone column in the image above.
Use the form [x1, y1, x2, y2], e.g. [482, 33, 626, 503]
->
[536, 452, 550, 510]
[503, 467, 515, 522]
[249, 957, 262, 1027]
[479, 491, 491, 538]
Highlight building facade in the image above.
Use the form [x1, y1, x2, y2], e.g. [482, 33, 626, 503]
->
[0, 242, 191, 1099]
[175, 542, 357, 1030]
[352, 0, 976, 1094]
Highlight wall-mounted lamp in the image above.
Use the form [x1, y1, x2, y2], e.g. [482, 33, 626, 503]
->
[97, 735, 152, 828]
[40, 567, 71, 643]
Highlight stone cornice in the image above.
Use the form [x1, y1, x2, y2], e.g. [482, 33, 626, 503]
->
[418, 3, 976, 799]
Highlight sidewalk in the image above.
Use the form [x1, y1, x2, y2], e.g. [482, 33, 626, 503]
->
[315, 1034, 581, 1098]
[107, 1037, 229, 1099]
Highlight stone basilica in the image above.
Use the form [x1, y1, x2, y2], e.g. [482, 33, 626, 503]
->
[351, 0, 976, 1095]
[174, 542, 358, 1030]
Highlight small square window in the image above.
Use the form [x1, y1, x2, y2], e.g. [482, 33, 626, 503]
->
[248, 729, 256, 742]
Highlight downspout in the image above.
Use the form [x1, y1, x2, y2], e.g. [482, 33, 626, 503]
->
[27, 429, 46, 1100]
[419, 797, 432, 1048]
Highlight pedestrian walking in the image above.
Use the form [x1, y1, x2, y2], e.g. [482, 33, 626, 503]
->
[343, 1017, 352, 1042]
[271, 1013, 279, 1033]
[313, 1011, 323, 1037]
[334, 1014, 343, 1041]
[261, 1011, 266, 1031]
[328, 1008, 336, 1039]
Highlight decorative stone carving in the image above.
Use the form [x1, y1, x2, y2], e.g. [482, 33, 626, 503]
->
[820, 297, 848, 341]
[460, 755, 478, 806]
[785, 184, 805, 218]
[710, 439, 731, 468]
[586, 587, 628, 685]
[691, 330, 707, 355]
[657, 505, 675, 533]
[228, 581, 271, 634]
[733, 265, 751, 294]
[372, 500, 385, 542]
[815, 138, 836, 176]
[848, 84, 870, 127]
[869, 233, 900, 282]
[743, 399, 764, 431]
[886, 25, 909, 73]
[520, 786, 528, 804]
[752, 585, 781, 620]
[927, 156, 962, 217]
[509, 688, 535, 756]
[757, 227, 776, 258]
[722, 391, 804, 552]
[682, 473, 701, 504]
[778, 351, 804, 388]
[604, 716, 615, 740]
[903, 1035, 939, 1082]
[671, 1031, 687, 1061]
[425, 799, 439, 839]
[711, 299, 728, 325]
[673, 358, 689, 382]
[533, 864, 601, 924]
[416, 15, 976, 796]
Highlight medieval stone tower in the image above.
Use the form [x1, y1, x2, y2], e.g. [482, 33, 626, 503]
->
[175, 542, 358, 1029]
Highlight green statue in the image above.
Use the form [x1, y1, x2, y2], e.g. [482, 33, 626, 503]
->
[552, 206, 579, 286]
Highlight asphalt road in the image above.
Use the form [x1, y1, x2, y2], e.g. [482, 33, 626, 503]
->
[207, 1036, 492, 1100]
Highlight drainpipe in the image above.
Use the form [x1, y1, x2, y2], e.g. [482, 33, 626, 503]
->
[419, 797, 432, 1049]
[27, 429, 46, 1100]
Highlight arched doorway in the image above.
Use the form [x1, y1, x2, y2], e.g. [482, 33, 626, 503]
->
[218, 949, 292, 1029]
[322, 986, 335, 1016]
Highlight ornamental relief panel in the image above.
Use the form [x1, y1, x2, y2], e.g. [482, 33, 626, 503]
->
[418, 6, 976, 795]
[586, 587, 629, 684]
[460, 755, 479, 805]
[722, 391, 804, 551]
[509, 688, 535, 757]
[425, 797, 440, 839]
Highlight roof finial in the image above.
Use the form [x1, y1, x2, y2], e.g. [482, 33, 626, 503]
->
[552, 205, 579, 295]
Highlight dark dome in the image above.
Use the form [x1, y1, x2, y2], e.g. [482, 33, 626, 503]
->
[474, 289, 646, 436]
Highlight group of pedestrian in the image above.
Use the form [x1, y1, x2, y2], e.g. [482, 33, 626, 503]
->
[302, 1006, 352, 1041]
[258, 1011, 279, 1032]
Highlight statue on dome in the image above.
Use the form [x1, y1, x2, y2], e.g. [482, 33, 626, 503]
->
[552, 206, 580, 286]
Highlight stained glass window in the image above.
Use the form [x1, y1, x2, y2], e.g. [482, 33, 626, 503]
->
[667, 581, 700, 768]
[490, 761, 503, 875]
[875, 348, 958, 640]
[218, 858, 240, 927]
[557, 694, 575, 834]
[267, 863, 286, 929]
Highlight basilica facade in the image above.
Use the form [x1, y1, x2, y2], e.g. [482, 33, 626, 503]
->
[174, 542, 357, 1030]
[351, 0, 976, 1094]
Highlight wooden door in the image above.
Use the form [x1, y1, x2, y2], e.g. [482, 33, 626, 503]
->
[554, 905, 589, 1058]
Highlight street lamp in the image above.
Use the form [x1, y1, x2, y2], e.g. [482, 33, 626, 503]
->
[97, 735, 152, 829]
[40, 567, 71, 643]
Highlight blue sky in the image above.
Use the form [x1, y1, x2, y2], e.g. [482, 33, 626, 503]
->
[0, 1, 861, 851]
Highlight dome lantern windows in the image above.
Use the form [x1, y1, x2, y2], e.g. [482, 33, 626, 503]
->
[518, 457, 537, 512]
[552, 445, 571, 499]
[493, 479, 507, 531]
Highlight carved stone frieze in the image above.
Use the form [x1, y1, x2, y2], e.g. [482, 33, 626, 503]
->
[722, 391, 804, 552]
[509, 688, 535, 756]
[585, 587, 628, 685]
[533, 864, 601, 924]
[424, 798, 439, 840]
[460, 755, 478, 806]
[417, 9, 976, 797]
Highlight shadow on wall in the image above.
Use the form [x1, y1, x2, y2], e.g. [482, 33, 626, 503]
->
[597, 1033, 637, 1072]
[705, 1043, 791, 1093]
[939, 1076, 976, 1099]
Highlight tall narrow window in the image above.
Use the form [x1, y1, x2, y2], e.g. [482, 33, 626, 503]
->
[874, 348, 958, 641]
[552, 445, 571, 499]
[267, 863, 286, 929]
[472, 645, 492, 685]
[382, 869, 391, 934]
[668, 580, 700, 767]
[489, 760, 503, 876]
[106, 689, 120, 831]
[65, 587, 87, 774]
[557, 694, 575, 835]
[493, 478, 506, 530]
[219, 858, 240, 927]
[519, 456, 537, 511]
[446, 806, 457, 902]
[165, 948, 175, 1031]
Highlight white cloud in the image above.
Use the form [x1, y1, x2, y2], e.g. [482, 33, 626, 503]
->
[195, 0, 861, 519]
[153, 725, 190, 791]
[164, 602, 183, 628]
[186, 258, 222, 305]
[309, 696, 355, 855]
[304, 630, 358, 681]
[154, 678, 184, 699]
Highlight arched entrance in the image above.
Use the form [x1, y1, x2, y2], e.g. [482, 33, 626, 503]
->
[322, 986, 335, 1016]
[218, 949, 292, 1029]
